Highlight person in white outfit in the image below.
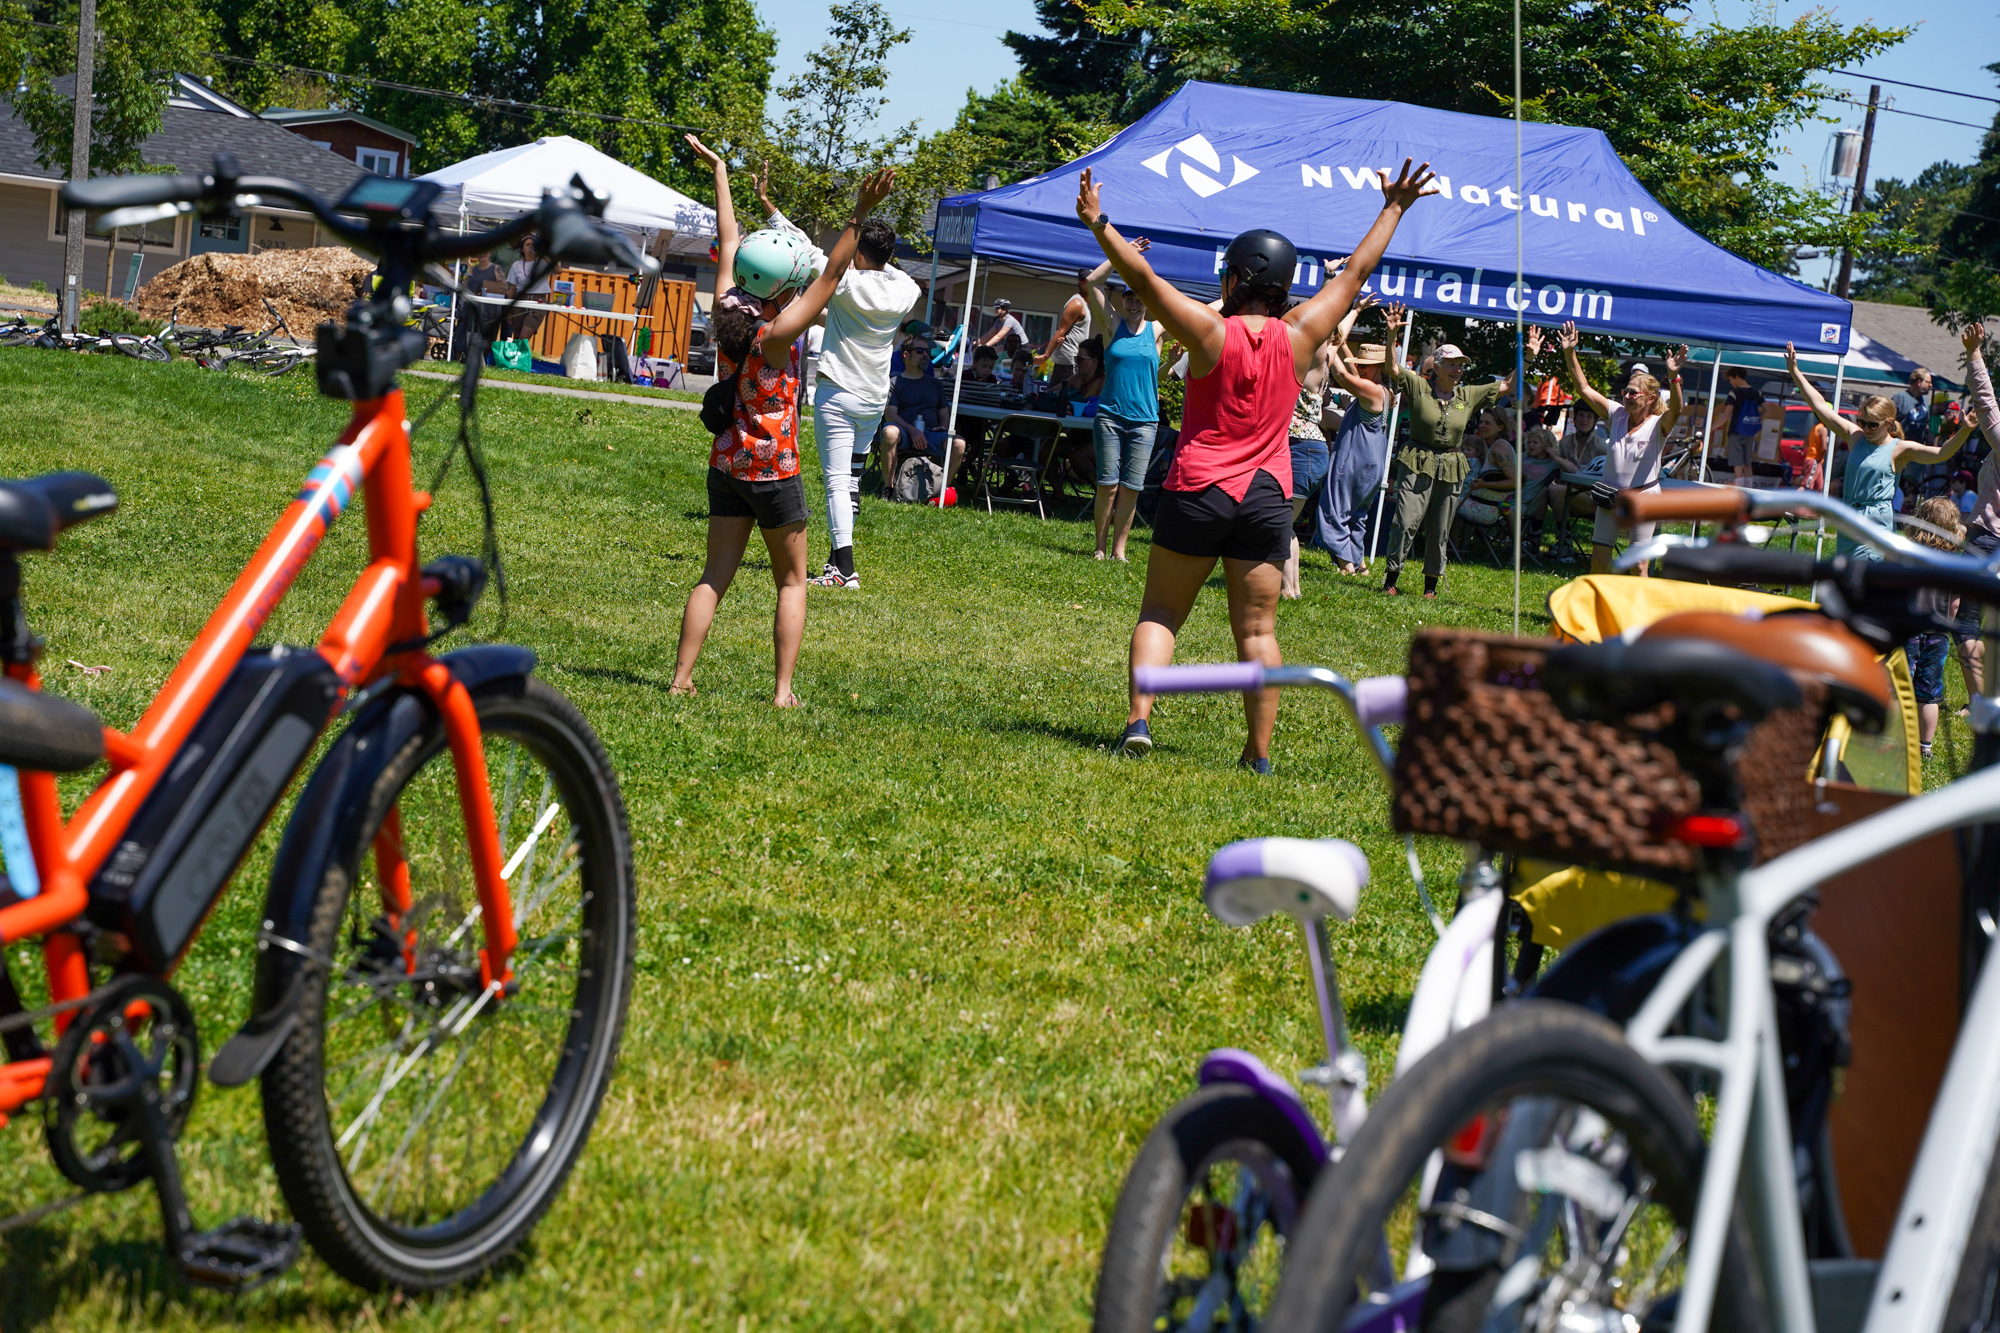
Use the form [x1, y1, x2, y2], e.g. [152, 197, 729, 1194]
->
[757, 176, 919, 589]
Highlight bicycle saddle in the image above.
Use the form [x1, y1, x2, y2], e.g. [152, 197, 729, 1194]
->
[0, 473, 118, 551]
[0, 678, 103, 772]
[1542, 636, 1803, 728]
[1639, 610, 1890, 733]
[1204, 837, 1368, 927]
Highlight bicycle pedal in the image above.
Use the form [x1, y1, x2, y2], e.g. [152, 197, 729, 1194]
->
[178, 1215, 302, 1291]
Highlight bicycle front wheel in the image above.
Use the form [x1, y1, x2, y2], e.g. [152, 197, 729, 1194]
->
[1264, 1001, 1765, 1333]
[1093, 1082, 1323, 1333]
[117, 336, 170, 362]
[262, 676, 635, 1290]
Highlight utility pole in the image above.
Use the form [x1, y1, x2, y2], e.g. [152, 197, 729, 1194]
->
[60, 0, 96, 333]
[1833, 83, 1879, 301]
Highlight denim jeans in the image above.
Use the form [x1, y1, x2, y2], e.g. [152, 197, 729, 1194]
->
[1092, 413, 1157, 490]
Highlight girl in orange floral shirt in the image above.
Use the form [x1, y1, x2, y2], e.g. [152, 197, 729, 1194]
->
[672, 136, 894, 707]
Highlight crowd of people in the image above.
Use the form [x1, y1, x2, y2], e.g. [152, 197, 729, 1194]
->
[663, 130, 2000, 771]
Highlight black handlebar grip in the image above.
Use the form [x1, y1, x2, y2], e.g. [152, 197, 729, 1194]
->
[59, 173, 208, 211]
[1662, 543, 1822, 585]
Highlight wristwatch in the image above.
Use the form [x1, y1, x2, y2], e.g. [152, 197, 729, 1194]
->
[1092, 212, 1109, 230]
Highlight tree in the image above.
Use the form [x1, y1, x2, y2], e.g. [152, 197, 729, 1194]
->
[1933, 62, 2000, 336]
[1848, 162, 1975, 306]
[951, 78, 1117, 185]
[1001, 0, 1161, 124]
[203, 0, 775, 190]
[750, 0, 915, 238]
[5, 0, 217, 176]
[1073, 0, 1911, 271]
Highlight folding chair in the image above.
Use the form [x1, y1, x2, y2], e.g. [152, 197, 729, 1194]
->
[974, 413, 1064, 518]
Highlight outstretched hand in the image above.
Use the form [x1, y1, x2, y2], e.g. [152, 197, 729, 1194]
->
[854, 168, 895, 216]
[1784, 341, 1800, 369]
[1967, 323, 1988, 353]
[1384, 301, 1406, 329]
[1131, 235, 1151, 253]
[1559, 320, 1580, 351]
[1379, 158, 1439, 210]
[1663, 344, 1689, 377]
[754, 161, 776, 213]
[1526, 325, 1545, 359]
[684, 134, 725, 170]
[1075, 168, 1104, 227]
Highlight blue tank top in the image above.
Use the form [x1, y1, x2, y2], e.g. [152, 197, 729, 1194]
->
[1098, 318, 1159, 424]
[1845, 438, 1898, 509]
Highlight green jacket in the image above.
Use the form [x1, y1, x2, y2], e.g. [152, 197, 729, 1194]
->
[1392, 367, 1505, 483]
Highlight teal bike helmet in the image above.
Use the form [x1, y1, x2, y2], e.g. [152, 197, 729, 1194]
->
[734, 229, 820, 299]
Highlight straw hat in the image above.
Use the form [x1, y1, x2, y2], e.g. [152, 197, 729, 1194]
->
[1346, 342, 1388, 364]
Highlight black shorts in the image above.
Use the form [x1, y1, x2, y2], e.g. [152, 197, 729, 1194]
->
[706, 467, 808, 529]
[1152, 470, 1292, 563]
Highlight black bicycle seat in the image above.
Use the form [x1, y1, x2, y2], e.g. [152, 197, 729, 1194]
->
[0, 678, 104, 772]
[1543, 636, 1804, 728]
[0, 473, 118, 551]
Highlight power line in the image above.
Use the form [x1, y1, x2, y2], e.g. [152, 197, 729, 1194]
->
[1825, 69, 2000, 106]
[1828, 95, 1991, 132]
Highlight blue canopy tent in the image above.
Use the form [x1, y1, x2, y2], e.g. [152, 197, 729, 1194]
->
[932, 81, 1858, 574]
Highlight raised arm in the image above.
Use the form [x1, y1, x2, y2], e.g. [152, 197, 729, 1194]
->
[1785, 342, 1858, 442]
[1656, 344, 1688, 438]
[1286, 160, 1438, 367]
[1325, 340, 1388, 414]
[1081, 241, 1149, 335]
[1899, 417, 1976, 469]
[761, 169, 894, 361]
[687, 135, 738, 305]
[1077, 169, 1227, 373]
[1559, 322, 1614, 422]
[1497, 326, 1546, 395]
[1964, 323, 1999, 450]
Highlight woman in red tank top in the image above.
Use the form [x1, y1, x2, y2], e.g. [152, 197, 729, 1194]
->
[1076, 160, 1438, 770]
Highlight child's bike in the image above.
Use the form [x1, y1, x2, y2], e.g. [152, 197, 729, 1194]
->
[1, 154, 655, 1292]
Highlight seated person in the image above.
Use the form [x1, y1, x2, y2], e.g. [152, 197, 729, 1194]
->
[1007, 347, 1034, 389]
[1058, 336, 1107, 480]
[874, 330, 967, 496]
[966, 345, 1001, 384]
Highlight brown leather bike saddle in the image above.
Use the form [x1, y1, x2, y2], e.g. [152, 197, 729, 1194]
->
[1638, 610, 1891, 733]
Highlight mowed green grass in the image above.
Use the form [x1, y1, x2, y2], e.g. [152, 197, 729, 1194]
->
[0, 348, 1576, 1330]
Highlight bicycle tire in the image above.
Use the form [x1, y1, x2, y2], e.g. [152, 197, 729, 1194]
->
[261, 676, 634, 1290]
[1264, 1001, 1765, 1333]
[117, 336, 170, 362]
[1092, 1082, 1323, 1333]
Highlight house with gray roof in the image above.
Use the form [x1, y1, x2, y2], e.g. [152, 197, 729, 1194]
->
[0, 75, 392, 297]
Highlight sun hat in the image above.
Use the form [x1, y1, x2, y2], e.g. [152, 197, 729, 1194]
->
[1433, 344, 1471, 363]
[1347, 342, 1388, 364]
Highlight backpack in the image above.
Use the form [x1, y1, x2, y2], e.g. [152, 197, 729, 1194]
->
[700, 372, 740, 437]
[1733, 391, 1762, 436]
[893, 455, 945, 504]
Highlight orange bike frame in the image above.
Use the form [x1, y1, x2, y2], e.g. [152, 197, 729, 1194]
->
[0, 390, 516, 1115]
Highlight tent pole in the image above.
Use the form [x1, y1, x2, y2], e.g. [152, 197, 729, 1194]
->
[1692, 345, 1724, 539]
[1815, 352, 1848, 558]
[924, 244, 939, 329]
[945, 254, 977, 450]
[1367, 314, 1418, 567]
[447, 203, 466, 361]
[1511, 0, 1523, 635]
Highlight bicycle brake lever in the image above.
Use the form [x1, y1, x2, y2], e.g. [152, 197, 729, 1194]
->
[1613, 535, 1695, 571]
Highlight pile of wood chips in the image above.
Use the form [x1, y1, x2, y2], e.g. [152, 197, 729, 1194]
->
[133, 247, 373, 335]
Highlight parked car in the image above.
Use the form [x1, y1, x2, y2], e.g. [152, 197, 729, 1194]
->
[687, 305, 715, 375]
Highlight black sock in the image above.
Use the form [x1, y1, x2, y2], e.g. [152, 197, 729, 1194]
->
[833, 546, 855, 578]
[1424, 575, 1439, 595]
[1382, 570, 1398, 590]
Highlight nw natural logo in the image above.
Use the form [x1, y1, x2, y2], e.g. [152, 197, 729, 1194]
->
[1142, 134, 1259, 198]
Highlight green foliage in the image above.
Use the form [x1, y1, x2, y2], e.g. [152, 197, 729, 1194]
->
[1071, 0, 1911, 272]
[754, 0, 915, 239]
[1001, 0, 1162, 125]
[27, 280, 49, 294]
[5, 0, 218, 177]
[1849, 162, 1976, 306]
[204, 0, 775, 189]
[77, 296, 152, 334]
[953, 78, 1120, 186]
[1931, 63, 2000, 337]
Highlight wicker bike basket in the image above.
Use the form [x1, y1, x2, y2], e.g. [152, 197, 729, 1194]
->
[1389, 629, 1826, 875]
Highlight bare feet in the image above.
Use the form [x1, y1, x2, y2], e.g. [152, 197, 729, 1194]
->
[775, 692, 802, 708]
[670, 680, 698, 698]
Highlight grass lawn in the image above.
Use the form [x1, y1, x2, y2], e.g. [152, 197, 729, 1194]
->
[0, 348, 1969, 1330]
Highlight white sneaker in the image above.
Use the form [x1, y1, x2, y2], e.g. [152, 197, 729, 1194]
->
[809, 568, 860, 589]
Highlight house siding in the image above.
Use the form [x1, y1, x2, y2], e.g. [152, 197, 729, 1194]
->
[273, 122, 408, 179]
[0, 181, 188, 296]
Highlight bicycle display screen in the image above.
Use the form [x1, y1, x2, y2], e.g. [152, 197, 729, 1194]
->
[334, 175, 442, 220]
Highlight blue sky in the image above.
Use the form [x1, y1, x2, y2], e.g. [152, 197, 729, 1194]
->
[756, 0, 1997, 284]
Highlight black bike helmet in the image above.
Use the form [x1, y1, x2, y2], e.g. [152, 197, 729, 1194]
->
[1221, 228, 1298, 290]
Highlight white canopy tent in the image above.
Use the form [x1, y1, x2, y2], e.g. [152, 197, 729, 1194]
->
[419, 135, 716, 251]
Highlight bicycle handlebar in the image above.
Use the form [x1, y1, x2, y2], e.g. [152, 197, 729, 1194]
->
[1617, 486, 1753, 525]
[61, 172, 212, 211]
[1132, 664, 1403, 778]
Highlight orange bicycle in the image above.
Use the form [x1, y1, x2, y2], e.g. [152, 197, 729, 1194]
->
[0, 157, 647, 1290]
